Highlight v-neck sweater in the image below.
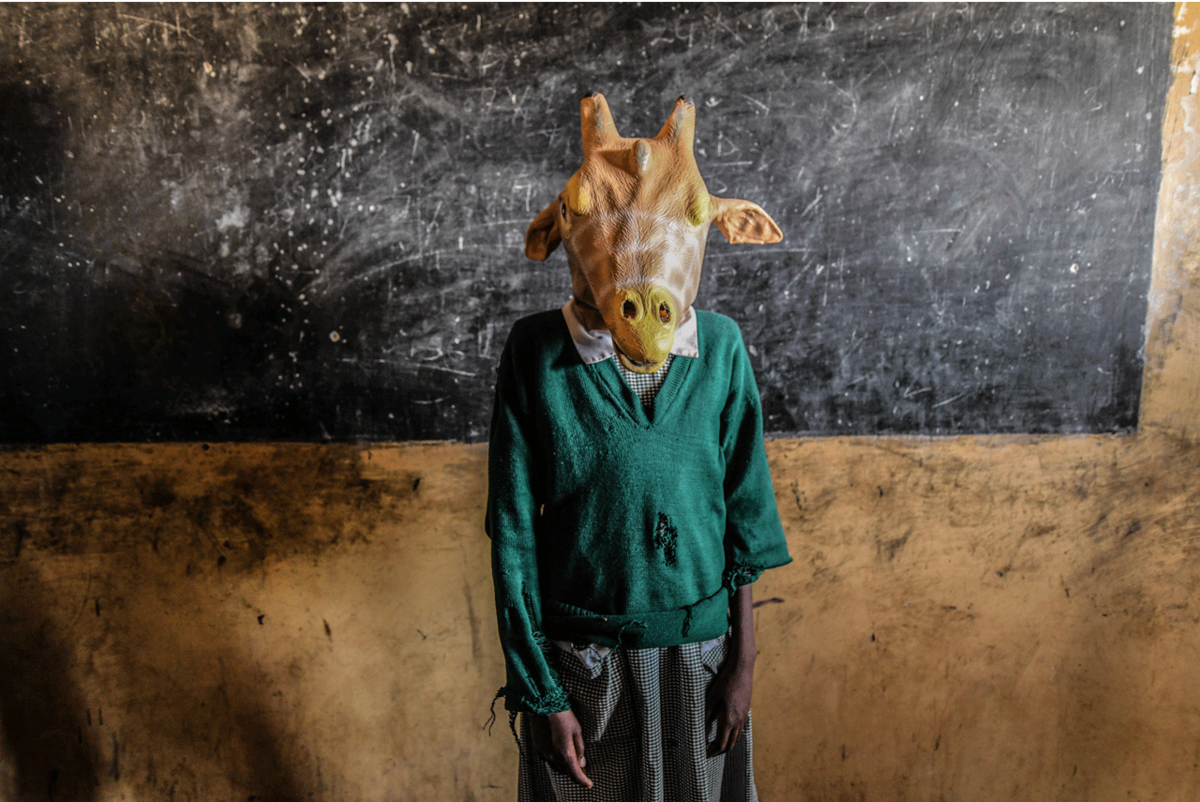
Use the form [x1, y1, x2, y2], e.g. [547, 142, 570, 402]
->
[486, 308, 792, 715]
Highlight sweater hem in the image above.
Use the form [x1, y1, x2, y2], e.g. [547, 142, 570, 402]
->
[542, 590, 731, 649]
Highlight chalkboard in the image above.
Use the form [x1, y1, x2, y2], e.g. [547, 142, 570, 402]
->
[0, 3, 1172, 442]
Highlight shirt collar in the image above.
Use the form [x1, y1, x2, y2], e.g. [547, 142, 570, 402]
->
[561, 297, 699, 365]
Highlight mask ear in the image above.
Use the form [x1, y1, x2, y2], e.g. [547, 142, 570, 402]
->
[711, 196, 783, 245]
[525, 202, 562, 260]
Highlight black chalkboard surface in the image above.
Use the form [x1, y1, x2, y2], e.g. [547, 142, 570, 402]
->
[0, 3, 1172, 442]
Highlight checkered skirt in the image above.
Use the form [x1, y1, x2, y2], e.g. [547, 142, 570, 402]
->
[516, 635, 758, 802]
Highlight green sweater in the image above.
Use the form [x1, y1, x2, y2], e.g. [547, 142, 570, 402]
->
[486, 309, 791, 715]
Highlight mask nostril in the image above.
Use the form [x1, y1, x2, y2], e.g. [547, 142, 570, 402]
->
[622, 300, 638, 319]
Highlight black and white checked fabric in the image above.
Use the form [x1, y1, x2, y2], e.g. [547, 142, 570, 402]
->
[615, 355, 676, 412]
[516, 635, 758, 802]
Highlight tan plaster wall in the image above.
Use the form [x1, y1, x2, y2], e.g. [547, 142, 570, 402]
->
[2, 6, 1199, 801]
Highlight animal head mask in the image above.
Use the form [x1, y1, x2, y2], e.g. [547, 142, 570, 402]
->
[525, 93, 782, 373]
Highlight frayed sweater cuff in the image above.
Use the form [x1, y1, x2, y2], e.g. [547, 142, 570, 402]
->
[498, 684, 571, 716]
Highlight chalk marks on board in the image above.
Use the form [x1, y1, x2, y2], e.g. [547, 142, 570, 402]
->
[0, 3, 1173, 441]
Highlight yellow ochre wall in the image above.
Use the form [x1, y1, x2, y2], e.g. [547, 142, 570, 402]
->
[2, 7, 1199, 802]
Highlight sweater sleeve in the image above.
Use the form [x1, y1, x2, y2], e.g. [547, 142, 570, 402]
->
[719, 324, 793, 590]
[485, 328, 571, 716]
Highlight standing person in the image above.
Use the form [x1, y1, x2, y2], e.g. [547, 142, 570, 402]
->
[486, 94, 791, 802]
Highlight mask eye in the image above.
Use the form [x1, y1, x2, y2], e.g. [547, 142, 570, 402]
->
[560, 200, 569, 219]
[658, 303, 671, 324]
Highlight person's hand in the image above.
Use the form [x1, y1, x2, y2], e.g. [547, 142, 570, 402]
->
[705, 656, 753, 757]
[529, 709, 593, 788]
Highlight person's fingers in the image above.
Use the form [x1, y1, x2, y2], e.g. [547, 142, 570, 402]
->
[706, 730, 724, 758]
[706, 718, 726, 757]
[727, 721, 743, 753]
[710, 725, 729, 758]
[542, 711, 592, 788]
[562, 738, 593, 788]
[707, 713, 747, 757]
[573, 728, 588, 769]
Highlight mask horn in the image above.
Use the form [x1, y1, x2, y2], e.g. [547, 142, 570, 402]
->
[581, 93, 620, 156]
[655, 95, 696, 154]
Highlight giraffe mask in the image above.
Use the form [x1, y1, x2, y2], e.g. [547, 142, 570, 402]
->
[525, 93, 782, 373]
